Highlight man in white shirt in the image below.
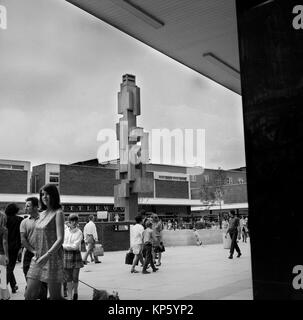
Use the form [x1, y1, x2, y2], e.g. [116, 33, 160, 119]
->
[130, 215, 144, 273]
[20, 197, 48, 299]
[82, 215, 101, 264]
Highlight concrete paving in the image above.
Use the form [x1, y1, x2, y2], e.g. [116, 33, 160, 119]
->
[9, 240, 252, 300]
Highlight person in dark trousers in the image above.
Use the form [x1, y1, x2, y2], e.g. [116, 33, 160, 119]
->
[225, 210, 241, 259]
[5, 203, 23, 293]
[142, 221, 158, 274]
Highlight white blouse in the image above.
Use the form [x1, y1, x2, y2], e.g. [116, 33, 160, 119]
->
[63, 227, 83, 251]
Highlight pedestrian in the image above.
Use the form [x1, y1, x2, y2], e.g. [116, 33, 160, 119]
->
[63, 214, 84, 300]
[242, 216, 248, 242]
[222, 216, 231, 249]
[0, 211, 10, 300]
[167, 220, 172, 230]
[193, 228, 202, 246]
[20, 197, 48, 299]
[5, 203, 23, 294]
[142, 213, 152, 230]
[62, 221, 70, 298]
[129, 215, 144, 273]
[25, 184, 65, 300]
[142, 221, 158, 274]
[225, 210, 242, 259]
[82, 215, 101, 264]
[152, 214, 163, 266]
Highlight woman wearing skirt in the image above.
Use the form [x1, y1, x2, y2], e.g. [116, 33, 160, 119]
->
[63, 214, 84, 300]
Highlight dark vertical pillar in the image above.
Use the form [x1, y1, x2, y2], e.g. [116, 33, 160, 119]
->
[126, 193, 138, 221]
[236, 0, 303, 299]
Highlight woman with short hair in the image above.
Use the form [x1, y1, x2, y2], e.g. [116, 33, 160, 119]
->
[63, 213, 83, 300]
[25, 184, 65, 300]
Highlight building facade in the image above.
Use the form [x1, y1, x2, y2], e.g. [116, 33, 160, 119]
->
[0, 158, 247, 225]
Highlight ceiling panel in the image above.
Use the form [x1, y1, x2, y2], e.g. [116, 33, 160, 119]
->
[66, 0, 241, 94]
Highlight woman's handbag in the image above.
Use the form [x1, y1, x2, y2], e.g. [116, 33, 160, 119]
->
[224, 233, 232, 249]
[159, 242, 165, 253]
[93, 244, 104, 256]
[125, 251, 134, 265]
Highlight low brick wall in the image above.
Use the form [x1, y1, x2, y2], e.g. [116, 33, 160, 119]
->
[78, 223, 224, 251]
[162, 229, 224, 246]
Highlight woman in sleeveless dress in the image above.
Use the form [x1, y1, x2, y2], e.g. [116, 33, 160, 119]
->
[25, 184, 65, 300]
[222, 216, 231, 249]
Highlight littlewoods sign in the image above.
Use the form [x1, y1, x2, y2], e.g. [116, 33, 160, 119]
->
[0, 5, 7, 30]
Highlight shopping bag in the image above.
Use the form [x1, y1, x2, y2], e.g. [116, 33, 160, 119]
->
[93, 244, 104, 256]
[0, 264, 7, 290]
[125, 251, 134, 265]
[159, 242, 165, 252]
[223, 233, 232, 249]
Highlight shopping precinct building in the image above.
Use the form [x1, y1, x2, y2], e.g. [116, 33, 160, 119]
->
[0, 158, 248, 224]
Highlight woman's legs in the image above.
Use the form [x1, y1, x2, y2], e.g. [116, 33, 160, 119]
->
[66, 282, 73, 300]
[24, 278, 42, 300]
[64, 268, 73, 300]
[157, 252, 162, 265]
[48, 282, 63, 300]
[89, 252, 94, 262]
[131, 254, 140, 272]
[72, 268, 80, 300]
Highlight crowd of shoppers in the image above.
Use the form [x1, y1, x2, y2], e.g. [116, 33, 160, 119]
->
[0, 180, 248, 300]
[129, 213, 164, 274]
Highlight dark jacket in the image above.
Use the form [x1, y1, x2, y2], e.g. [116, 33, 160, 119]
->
[227, 217, 239, 234]
[6, 215, 23, 252]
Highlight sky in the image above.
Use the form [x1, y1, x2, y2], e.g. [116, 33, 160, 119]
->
[0, 0, 246, 170]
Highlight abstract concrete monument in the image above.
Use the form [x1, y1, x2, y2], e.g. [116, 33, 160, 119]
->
[114, 74, 152, 221]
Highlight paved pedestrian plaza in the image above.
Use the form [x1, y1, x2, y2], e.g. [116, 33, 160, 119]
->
[10, 240, 252, 300]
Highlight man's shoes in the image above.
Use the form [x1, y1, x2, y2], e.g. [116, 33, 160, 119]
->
[142, 270, 150, 274]
[156, 263, 161, 266]
[152, 268, 159, 272]
[83, 261, 88, 265]
[237, 253, 242, 258]
[228, 256, 233, 259]
[131, 270, 139, 273]
[12, 285, 18, 293]
[73, 293, 78, 300]
[95, 261, 101, 264]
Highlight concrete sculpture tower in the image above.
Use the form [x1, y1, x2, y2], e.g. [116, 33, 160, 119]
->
[114, 74, 152, 221]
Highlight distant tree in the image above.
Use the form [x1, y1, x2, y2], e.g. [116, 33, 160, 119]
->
[200, 167, 227, 229]
[213, 167, 227, 229]
[200, 182, 215, 206]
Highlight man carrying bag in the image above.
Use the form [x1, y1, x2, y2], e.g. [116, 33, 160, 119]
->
[82, 215, 101, 264]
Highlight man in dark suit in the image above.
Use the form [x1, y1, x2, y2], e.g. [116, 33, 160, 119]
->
[225, 210, 242, 259]
[5, 203, 23, 293]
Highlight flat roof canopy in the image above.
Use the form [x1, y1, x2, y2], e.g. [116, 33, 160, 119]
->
[66, 0, 240, 94]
